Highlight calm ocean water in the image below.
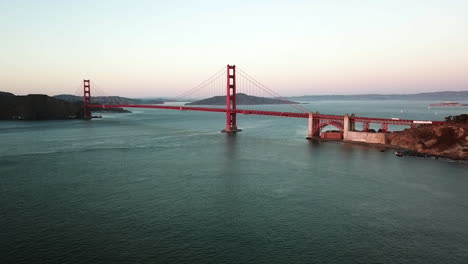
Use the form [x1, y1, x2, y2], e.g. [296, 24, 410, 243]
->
[1, 101, 467, 264]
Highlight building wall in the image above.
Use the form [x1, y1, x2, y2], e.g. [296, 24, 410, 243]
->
[320, 132, 343, 140]
[344, 131, 386, 144]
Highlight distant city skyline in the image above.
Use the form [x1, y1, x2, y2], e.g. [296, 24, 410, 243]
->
[1, 0, 467, 97]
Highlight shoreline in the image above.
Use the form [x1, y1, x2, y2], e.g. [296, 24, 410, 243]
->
[309, 137, 468, 162]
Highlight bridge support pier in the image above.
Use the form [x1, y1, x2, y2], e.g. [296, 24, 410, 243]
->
[349, 114, 356, 131]
[362, 121, 370, 132]
[381, 123, 389, 133]
[343, 114, 350, 140]
[306, 113, 319, 139]
[221, 65, 241, 133]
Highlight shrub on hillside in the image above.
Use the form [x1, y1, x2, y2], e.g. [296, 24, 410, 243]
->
[445, 114, 468, 124]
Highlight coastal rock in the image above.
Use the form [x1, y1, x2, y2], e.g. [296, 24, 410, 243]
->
[386, 124, 468, 160]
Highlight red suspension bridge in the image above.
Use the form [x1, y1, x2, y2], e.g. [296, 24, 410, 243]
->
[82, 65, 444, 140]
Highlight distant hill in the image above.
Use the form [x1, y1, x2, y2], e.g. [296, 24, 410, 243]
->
[138, 97, 178, 102]
[289, 91, 468, 101]
[54, 94, 164, 105]
[185, 93, 299, 105]
[0, 91, 15, 97]
[0, 92, 132, 120]
[0, 93, 84, 120]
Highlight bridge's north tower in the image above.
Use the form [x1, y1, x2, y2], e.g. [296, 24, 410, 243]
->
[83, 79, 91, 120]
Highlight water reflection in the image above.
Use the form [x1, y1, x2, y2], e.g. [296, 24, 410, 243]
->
[222, 132, 240, 193]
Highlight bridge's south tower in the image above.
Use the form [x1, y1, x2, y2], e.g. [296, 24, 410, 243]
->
[222, 65, 241, 133]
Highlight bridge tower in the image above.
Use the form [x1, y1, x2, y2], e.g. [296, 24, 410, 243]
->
[83, 79, 91, 120]
[222, 65, 241, 133]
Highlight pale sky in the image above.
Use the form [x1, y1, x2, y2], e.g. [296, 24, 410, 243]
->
[1, 0, 467, 97]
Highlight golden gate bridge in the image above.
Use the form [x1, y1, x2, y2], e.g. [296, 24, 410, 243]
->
[81, 65, 444, 140]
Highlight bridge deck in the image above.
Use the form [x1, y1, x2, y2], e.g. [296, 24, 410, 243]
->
[87, 104, 445, 125]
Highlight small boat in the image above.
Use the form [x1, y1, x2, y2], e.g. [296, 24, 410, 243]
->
[394, 151, 404, 157]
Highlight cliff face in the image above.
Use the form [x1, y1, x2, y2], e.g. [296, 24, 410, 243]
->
[386, 124, 468, 160]
[0, 94, 84, 120]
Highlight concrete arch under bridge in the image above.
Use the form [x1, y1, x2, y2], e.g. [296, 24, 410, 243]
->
[307, 113, 345, 139]
[310, 119, 345, 140]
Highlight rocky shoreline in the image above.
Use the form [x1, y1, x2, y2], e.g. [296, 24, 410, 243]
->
[386, 122, 468, 160]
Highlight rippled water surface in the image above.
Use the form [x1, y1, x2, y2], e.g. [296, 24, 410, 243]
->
[1, 101, 467, 263]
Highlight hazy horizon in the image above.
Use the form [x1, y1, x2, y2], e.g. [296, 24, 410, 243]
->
[1, 0, 467, 97]
[4, 89, 468, 100]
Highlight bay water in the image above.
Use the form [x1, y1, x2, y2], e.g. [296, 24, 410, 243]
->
[1, 101, 467, 263]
